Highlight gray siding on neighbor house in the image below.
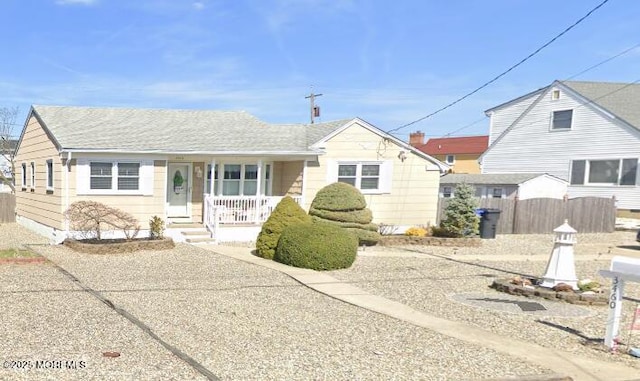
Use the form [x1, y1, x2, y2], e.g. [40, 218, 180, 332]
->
[487, 93, 540, 145]
[482, 85, 640, 210]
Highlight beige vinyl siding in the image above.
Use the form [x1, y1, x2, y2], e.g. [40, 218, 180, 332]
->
[69, 158, 166, 224]
[304, 122, 441, 226]
[14, 116, 64, 229]
[277, 161, 303, 195]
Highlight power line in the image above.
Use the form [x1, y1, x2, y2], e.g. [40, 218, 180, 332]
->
[564, 41, 640, 81]
[387, 0, 611, 134]
[433, 40, 640, 139]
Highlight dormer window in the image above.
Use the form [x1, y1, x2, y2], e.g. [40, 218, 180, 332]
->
[551, 89, 560, 100]
[551, 109, 573, 130]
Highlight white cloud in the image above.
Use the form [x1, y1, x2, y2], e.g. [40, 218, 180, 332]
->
[193, 2, 205, 11]
[55, 0, 98, 6]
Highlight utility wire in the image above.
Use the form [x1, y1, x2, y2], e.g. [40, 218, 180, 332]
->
[387, 0, 611, 134]
[434, 40, 640, 139]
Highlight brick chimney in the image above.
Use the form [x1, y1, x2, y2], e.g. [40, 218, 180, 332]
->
[409, 131, 425, 147]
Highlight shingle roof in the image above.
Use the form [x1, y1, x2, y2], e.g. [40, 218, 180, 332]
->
[420, 135, 488, 155]
[0, 139, 17, 155]
[562, 80, 640, 129]
[31, 105, 350, 153]
[440, 173, 549, 185]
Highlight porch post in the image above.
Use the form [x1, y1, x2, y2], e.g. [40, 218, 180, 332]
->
[209, 159, 216, 196]
[255, 159, 263, 224]
[301, 159, 308, 208]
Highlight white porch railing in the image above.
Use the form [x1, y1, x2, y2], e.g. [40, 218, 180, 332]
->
[204, 195, 304, 230]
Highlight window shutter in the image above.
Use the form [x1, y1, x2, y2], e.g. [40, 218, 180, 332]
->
[76, 158, 90, 194]
[325, 159, 337, 183]
[140, 160, 155, 195]
[379, 160, 393, 193]
[570, 160, 585, 185]
[621, 158, 638, 186]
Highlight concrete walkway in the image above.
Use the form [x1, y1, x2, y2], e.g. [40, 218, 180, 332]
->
[204, 245, 640, 381]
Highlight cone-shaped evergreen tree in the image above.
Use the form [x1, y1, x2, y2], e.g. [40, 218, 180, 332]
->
[440, 183, 479, 237]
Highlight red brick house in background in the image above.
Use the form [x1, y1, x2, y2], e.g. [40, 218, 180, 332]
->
[410, 132, 488, 174]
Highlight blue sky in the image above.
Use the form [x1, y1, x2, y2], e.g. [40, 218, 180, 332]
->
[2, 0, 639, 142]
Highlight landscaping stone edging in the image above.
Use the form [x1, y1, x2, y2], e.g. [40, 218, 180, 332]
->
[378, 235, 481, 247]
[0, 257, 47, 264]
[490, 279, 608, 306]
[63, 237, 175, 254]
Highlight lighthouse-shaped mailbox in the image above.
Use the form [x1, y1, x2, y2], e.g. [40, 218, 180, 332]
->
[540, 220, 579, 290]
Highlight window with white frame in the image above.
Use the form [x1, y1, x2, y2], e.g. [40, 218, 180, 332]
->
[221, 164, 262, 196]
[335, 161, 391, 193]
[30, 162, 35, 189]
[46, 159, 54, 191]
[551, 110, 573, 130]
[21, 163, 26, 189]
[76, 159, 152, 195]
[570, 158, 637, 186]
[492, 188, 503, 198]
[443, 186, 453, 198]
[551, 89, 560, 100]
[445, 155, 455, 165]
[89, 162, 140, 191]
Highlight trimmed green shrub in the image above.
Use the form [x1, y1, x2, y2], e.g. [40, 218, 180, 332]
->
[309, 182, 380, 245]
[256, 196, 311, 259]
[274, 223, 357, 270]
[308, 207, 372, 224]
[345, 228, 382, 246]
[310, 182, 366, 211]
[431, 226, 462, 238]
[440, 183, 479, 237]
[310, 216, 379, 231]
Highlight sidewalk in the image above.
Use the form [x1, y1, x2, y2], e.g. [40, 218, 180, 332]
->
[204, 245, 640, 381]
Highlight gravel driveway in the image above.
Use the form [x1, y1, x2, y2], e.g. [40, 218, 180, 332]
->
[329, 231, 640, 371]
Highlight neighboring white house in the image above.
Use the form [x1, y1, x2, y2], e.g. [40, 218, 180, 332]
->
[0, 139, 16, 193]
[480, 80, 640, 215]
[439, 173, 568, 200]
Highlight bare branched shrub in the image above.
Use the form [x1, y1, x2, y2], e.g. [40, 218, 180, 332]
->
[65, 201, 140, 240]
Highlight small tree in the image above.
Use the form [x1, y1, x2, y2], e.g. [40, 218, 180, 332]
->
[65, 201, 140, 240]
[440, 183, 479, 237]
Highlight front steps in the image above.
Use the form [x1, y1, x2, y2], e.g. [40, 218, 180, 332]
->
[166, 223, 216, 244]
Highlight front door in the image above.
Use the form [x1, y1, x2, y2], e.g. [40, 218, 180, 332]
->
[167, 163, 191, 217]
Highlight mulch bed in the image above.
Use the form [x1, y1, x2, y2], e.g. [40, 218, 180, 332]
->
[378, 235, 482, 247]
[63, 237, 175, 254]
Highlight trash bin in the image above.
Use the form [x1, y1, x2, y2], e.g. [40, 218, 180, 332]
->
[479, 208, 501, 239]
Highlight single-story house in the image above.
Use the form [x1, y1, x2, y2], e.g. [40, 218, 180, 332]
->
[14, 105, 448, 243]
[481, 80, 640, 216]
[439, 173, 568, 200]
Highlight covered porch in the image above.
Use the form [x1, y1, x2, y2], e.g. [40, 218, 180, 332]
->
[165, 155, 310, 239]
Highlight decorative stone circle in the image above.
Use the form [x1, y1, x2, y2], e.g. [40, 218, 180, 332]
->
[490, 278, 608, 306]
[451, 292, 596, 318]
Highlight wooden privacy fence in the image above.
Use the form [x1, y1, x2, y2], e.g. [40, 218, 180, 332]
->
[0, 193, 16, 223]
[436, 196, 616, 234]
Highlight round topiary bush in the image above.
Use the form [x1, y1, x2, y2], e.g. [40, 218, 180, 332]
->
[256, 196, 311, 259]
[309, 182, 381, 245]
[274, 222, 358, 270]
[310, 182, 367, 211]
